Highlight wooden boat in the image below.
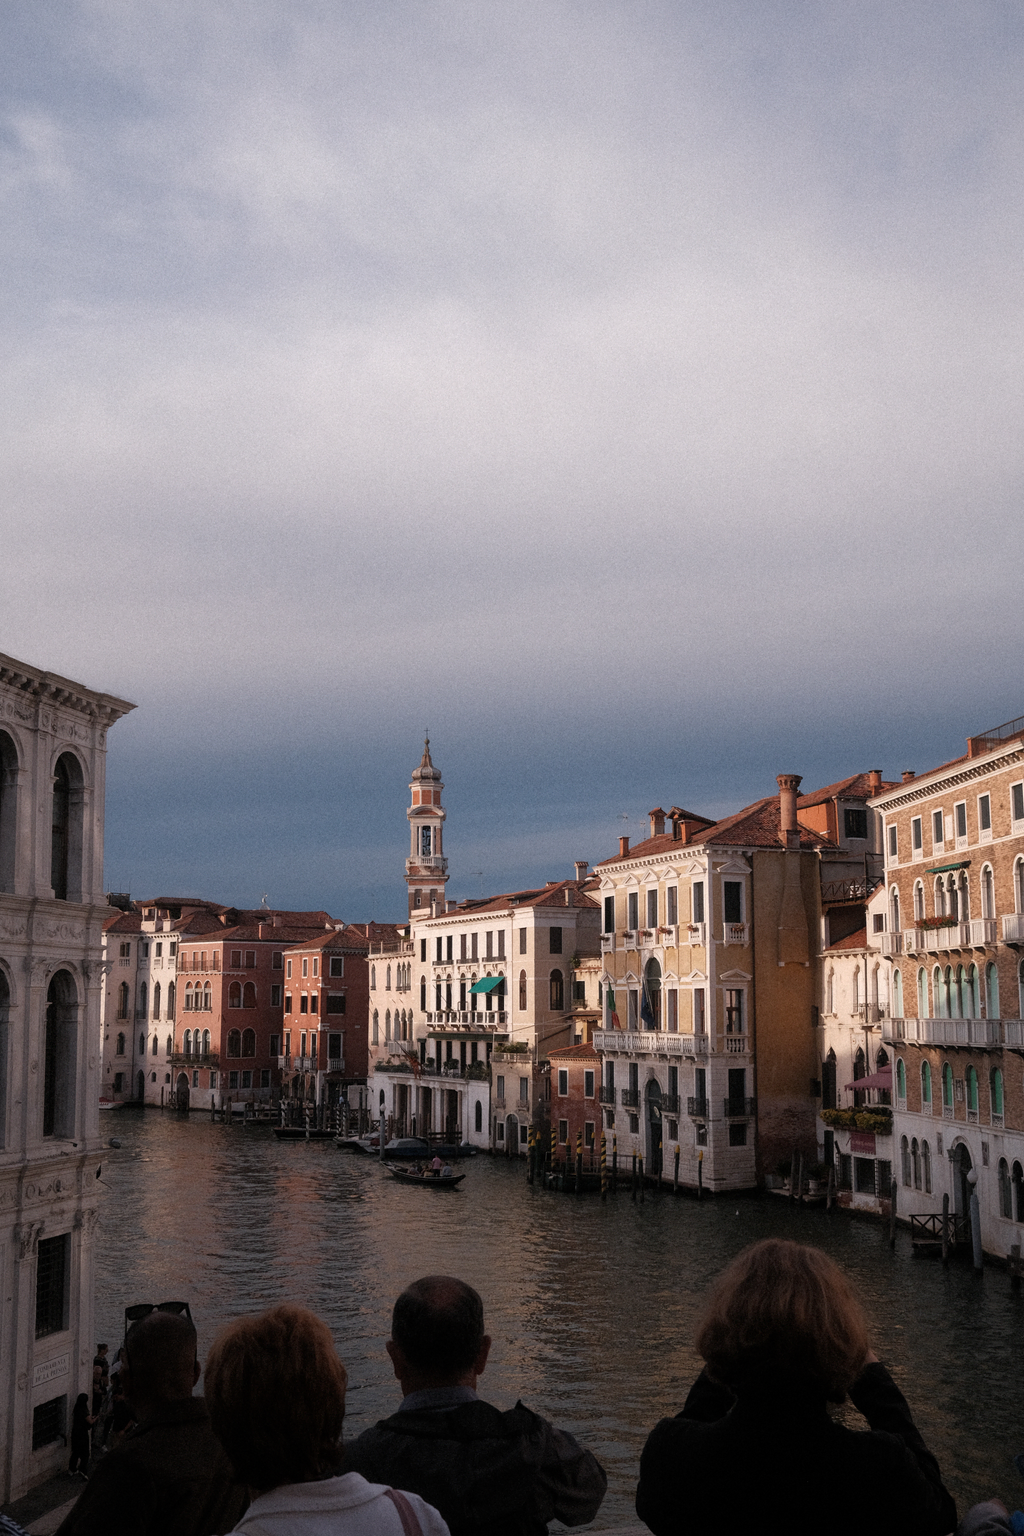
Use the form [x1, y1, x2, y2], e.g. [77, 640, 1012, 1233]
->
[385, 1164, 465, 1189]
[273, 1126, 337, 1141]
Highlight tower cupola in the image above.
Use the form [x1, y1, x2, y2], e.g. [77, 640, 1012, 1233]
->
[405, 737, 448, 918]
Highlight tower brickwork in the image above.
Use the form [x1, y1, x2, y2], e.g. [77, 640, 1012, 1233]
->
[405, 738, 448, 919]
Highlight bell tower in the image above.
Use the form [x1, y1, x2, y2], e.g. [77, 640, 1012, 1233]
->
[406, 737, 448, 919]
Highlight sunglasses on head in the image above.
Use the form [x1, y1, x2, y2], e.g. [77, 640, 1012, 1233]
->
[124, 1301, 193, 1345]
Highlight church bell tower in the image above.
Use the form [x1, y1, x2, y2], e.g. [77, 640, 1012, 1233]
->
[406, 738, 448, 919]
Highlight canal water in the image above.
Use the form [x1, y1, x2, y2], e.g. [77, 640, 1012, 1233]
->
[96, 1111, 1023, 1527]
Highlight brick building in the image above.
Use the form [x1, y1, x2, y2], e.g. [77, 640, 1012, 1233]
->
[548, 1043, 601, 1168]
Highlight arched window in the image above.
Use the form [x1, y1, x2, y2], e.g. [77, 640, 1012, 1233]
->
[991, 1067, 1004, 1120]
[115, 1032, 125, 1056]
[966, 1065, 979, 1114]
[900, 1135, 911, 1186]
[852, 1047, 866, 1105]
[0, 731, 18, 893]
[644, 958, 662, 1029]
[184, 983, 193, 1012]
[242, 982, 257, 1009]
[167, 981, 175, 1018]
[475, 1101, 482, 1133]
[227, 1030, 241, 1058]
[892, 969, 903, 1019]
[911, 1138, 921, 1190]
[913, 882, 925, 922]
[549, 970, 564, 1011]
[922, 1140, 931, 1193]
[229, 982, 242, 1009]
[822, 1049, 837, 1110]
[890, 886, 900, 934]
[942, 1061, 954, 1109]
[203, 982, 212, 1011]
[519, 970, 527, 1010]
[138, 1032, 145, 1056]
[51, 754, 84, 901]
[151, 1033, 158, 1056]
[202, 1029, 211, 1054]
[372, 1010, 379, 1045]
[921, 1060, 932, 1107]
[117, 982, 130, 1020]
[1019, 960, 1024, 1020]
[896, 1058, 906, 1101]
[1016, 858, 1024, 913]
[183, 1029, 192, 1056]
[152, 982, 161, 1020]
[385, 1010, 391, 1039]
[1014, 1161, 1024, 1222]
[949, 967, 961, 1020]
[370, 966, 376, 990]
[917, 968, 927, 1019]
[934, 878, 945, 919]
[981, 865, 995, 920]
[957, 872, 969, 923]
[138, 982, 147, 1021]
[853, 967, 861, 1013]
[386, 965, 392, 990]
[165, 1034, 172, 1055]
[964, 964, 978, 1020]
[986, 963, 1000, 1019]
[825, 970, 834, 1014]
[999, 1158, 1012, 1218]
[241, 1029, 255, 1058]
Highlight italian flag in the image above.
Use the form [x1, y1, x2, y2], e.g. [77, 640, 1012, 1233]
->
[606, 985, 621, 1030]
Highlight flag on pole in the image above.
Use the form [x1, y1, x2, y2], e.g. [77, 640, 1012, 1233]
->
[606, 984, 621, 1030]
[640, 978, 656, 1029]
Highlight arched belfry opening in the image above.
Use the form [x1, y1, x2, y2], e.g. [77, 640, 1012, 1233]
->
[405, 737, 449, 918]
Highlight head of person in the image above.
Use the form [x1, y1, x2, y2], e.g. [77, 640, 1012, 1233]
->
[387, 1275, 489, 1391]
[122, 1310, 200, 1413]
[696, 1239, 870, 1401]
[205, 1305, 346, 1492]
[75, 1393, 89, 1414]
[96, 1344, 107, 1359]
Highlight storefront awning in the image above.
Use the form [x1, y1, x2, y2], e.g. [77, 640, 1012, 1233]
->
[844, 1067, 892, 1091]
[925, 860, 971, 874]
[470, 976, 504, 995]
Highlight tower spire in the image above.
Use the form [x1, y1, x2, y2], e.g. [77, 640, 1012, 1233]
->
[405, 738, 448, 919]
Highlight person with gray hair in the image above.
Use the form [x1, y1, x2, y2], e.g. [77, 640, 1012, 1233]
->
[344, 1275, 606, 1536]
[54, 1310, 248, 1536]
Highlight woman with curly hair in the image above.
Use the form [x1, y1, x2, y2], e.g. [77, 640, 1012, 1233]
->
[635, 1239, 956, 1536]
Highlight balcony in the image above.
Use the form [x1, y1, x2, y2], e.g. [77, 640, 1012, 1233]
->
[966, 918, 998, 946]
[620, 1088, 639, 1108]
[598, 1085, 616, 1104]
[724, 1097, 756, 1118]
[327, 1058, 344, 1075]
[640, 929, 657, 945]
[407, 854, 447, 871]
[722, 923, 748, 945]
[621, 931, 637, 947]
[686, 923, 706, 945]
[687, 1097, 709, 1119]
[880, 932, 902, 956]
[882, 1017, 1007, 1049]
[592, 1030, 705, 1056]
[1002, 913, 1024, 944]
[292, 1055, 313, 1071]
[168, 1052, 219, 1068]
[600, 934, 615, 951]
[660, 1094, 680, 1115]
[724, 1033, 748, 1054]
[426, 1011, 506, 1027]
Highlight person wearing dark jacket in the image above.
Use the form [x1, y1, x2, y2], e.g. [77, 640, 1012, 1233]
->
[635, 1238, 956, 1536]
[54, 1310, 248, 1536]
[344, 1275, 607, 1536]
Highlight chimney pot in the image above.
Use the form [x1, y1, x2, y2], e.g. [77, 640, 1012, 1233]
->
[574, 860, 589, 882]
[867, 770, 882, 791]
[776, 773, 802, 843]
[619, 835, 630, 858]
[901, 770, 915, 784]
[649, 808, 666, 838]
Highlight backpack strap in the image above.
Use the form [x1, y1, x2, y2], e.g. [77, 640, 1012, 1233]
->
[385, 1487, 424, 1536]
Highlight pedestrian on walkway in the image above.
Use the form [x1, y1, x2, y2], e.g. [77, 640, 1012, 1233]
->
[68, 1394, 95, 1479]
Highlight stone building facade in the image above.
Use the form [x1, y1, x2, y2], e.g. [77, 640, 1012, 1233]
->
[0, 652, 133, 1501]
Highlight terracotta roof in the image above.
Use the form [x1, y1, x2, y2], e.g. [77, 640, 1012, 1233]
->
[595, 796, 835, 865]
[798, 774, 900, 808]
[547, 1043, 600, 1060]
[825, 927, 868, 952]
[103, 912, 142, 933]
[284, 923, 401, 953]
[449, 881, 599, 915]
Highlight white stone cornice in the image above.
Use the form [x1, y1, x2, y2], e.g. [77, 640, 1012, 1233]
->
[871, 746, 1024, 810]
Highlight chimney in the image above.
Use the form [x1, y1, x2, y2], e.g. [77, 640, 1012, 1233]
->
[901, 770, 915, 784]
[574, 860, 588, 882]
[649, 808, 666, 838]
[867, 770, 882, 791]
[564, 887, 571, 906]
[619, 835, 630, 858]
[777, 774, 802, 849]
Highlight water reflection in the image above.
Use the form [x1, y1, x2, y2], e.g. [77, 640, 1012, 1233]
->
[97, 1112, 1024, 1526]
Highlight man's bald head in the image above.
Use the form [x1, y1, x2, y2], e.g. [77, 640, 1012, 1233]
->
[391, 1276, 485, 1382]
[124, 1311, 199, 1406]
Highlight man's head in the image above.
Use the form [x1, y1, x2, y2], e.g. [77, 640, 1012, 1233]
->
[122, 1310, 200, 1413]
[387, 1276, 490, 1392]
[95, 1344, 108, 1359]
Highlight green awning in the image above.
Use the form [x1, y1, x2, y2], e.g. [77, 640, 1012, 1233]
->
[470, 976, 505, 994]
[925, 860, 971, 874]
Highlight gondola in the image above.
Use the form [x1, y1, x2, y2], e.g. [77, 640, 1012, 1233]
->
[273, 1126, 337, 1140]
[385, 1164, 465, 1189]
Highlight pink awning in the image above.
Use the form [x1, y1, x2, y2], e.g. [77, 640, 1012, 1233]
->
[845, 1067, 892, 1092]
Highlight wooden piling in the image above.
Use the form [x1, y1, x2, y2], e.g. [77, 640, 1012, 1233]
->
[826, 1163, 835, 1213]
[889, 1178, 897, 1248]
[575, 1130, 583, 1196]
[673, 1144, 680, 1195]
[612, 1135, 618, 1193]
[600, 1133, 608, 1201]
[788, 1144, 797, 1203]
[697, 1149, 704, 1201]
[638, 1154, 645, 1203]
[795, 1150, 804, 1207]
[941, 1193, 949, 1266]
[631, 1152, 637, 1203]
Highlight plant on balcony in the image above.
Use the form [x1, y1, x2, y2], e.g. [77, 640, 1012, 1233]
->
[464, 1061, 490, 1081]
[914, 915, 955, 931]
[820, 1106, 892, 1134]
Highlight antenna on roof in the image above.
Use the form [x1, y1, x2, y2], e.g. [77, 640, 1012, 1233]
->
[260, 893, 270, 908]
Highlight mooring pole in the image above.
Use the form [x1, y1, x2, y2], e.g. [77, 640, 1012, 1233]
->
[600, 1133, 608, 1202]
[889, 1178, 897, 1248]
[941, 1192, 950, 1267]
[631, 1151, 637, 1203]
[826, 1162, 835, 1213]
[612, 1134, 618, 1193]
[638, 1153, 645, 1203]
[697, 1148, 704, 1201]
[788, 1144, 797, 1204]
[576, 1130, 583, 1197]
[673, 1144, 680, 1195]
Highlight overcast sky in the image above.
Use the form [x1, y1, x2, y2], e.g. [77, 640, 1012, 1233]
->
[4, 2, 1023, 918]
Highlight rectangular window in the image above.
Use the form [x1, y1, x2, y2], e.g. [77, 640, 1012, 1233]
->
[694, 989, 705, 1033]
[844, 807, 868, 840]
[141, 942, 149, 959]
[155, 942, 162, 957]
[301, 1032, 307, 1056]
[245, 951, 255, 969]
[301, 958, 308, 978]
[284, 994, 292, 1014]
[629, 1062, 639, 1094]
[326, 995, 346, 1014]
[692, 882, 705, 923]
[932, 809, 944, 845]
[447, 936, 454, 963]
[435, 938, 443, 963]
[269, 1034, 280, 1057]
[723, 882, 742, 922]
[468, 933, 476, 960]
[726, 990, 743, 1032]
[584, 1121, 594, 1148]
[484, 932, 492, 959]
[496, 1074, 505, 1102]
[286, 959, 292, 978]
[459, 933, 467, 961]
[519, 927, 527, 954]
[299, 995, 308, 1014]
[955, 802, 967, 840]
[887, 825, 897, 858]
[549, 927, 562, 954]
[604, 897, 614, 933]
[169, 942, 176, 957]
[1013, 783, 1024, 822]
[329, 956, 344, 977]
[519, 1077, 529, 1104]
[647, 890, 658, 928]
[272, 951, 282, 969]
[667, 990, 678, 1031]
[912, 816, 922, 851]
[872, 914, 884, 933]
[497, 930, 505, 959]
[728, 1122, 747, 1147]
[260, 1069, 271, 1088]
[628, 990, 639, 1028]
[854, 1157, 876, 1195]
[310, 994, 318, 1014]
[557, 1069, 568, 1096]
[627, 893, 638, 930]
[584, 1069, 594, 1098]
[32, 1396, 67, 1451]
[667, 887, 678, 925]
[209, 1071, 218, 1088]
[270, 985, 281, 1006]
[668, 1066, 678, 1098]
[229, 1070, 239, 1089]
[35, 1233, 70, 1338]
[284, 1031, 291, 1057]
[312, 958, 319, 977]
[558, 1119, 568, 1145]
[978, 794, 991, 832]
[420, 939, 427, 961]
[241, 1070, 252, 1088]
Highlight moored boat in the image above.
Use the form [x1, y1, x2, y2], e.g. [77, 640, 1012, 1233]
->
[385, 1164, 465, 1189]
